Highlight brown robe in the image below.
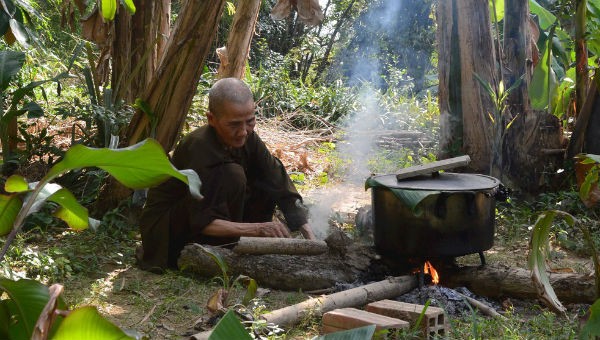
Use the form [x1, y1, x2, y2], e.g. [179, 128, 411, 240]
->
[139, 125, 308, 269]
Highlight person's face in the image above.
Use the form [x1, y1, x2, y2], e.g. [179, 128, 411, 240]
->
[208, 100, 256, 148]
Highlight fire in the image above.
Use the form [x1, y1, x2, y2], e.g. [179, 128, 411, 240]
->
[423, 261, 440, 284]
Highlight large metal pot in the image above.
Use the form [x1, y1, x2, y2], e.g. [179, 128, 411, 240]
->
[368, 173, 500, 259]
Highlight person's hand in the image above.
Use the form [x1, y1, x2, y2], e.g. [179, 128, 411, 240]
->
[299, 223, 316, 240]
[256, 221, 291, 238]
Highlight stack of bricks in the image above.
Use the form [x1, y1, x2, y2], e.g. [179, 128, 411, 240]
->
[321, 300, 448, 339]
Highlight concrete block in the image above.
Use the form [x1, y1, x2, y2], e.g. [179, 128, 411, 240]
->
[366, 299, 448, 339]
[322, 307, 409, 335]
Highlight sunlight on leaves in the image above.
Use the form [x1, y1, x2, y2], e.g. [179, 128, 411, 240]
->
[528, 210, 573, 314]
[48, 188, 89, 231]
[122, 0, 136, 15]
[0, 279, 66, 340]
[209, 310, 252, 340]
[100, 0, 117, 21]
[0, 194, 22, 236]
[52, 306, 133, 340]
[44, 139, 202, 199]
[5, 175, 28, 193]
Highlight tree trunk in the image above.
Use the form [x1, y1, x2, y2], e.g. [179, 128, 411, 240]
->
[112, 1, 170, 104]
[437, 0, 496, 173]
[576, 0, 589, 118]
[501, 0, 564, 193]
[503, 0, 531, 123]
[217, 0, 260, 79]
[440, 264, 596, 304]
[313, 0, 357, 82]
[126, 0, 226, 151]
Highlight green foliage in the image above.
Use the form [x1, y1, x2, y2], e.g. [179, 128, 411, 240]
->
[450, 306, 578, 339]
[0, 138, 201, 261]
[100, 0, 118, 21]
[330, 0, 436, 94]
[529, 25, 559, 111]
[209, 310, 252, 340]
[529, 210, 574, 314]
[247, 66, 358, 127]
[52, 306, 133, 340]
[0, 279, 134, 340]
[0, 47, 76, 174]
[581, 299, 600, 339]
[192, 244, 257, 309]
[313, 325, 376, 340]
[0, 278, 66, 339]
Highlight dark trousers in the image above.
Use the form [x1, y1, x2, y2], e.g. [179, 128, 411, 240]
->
[167, 163, 275, 267]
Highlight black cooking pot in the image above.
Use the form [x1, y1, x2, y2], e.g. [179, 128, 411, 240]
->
[366, 173, 500, 259]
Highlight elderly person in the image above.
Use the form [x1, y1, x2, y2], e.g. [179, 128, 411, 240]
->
[138, 78, 316, 270]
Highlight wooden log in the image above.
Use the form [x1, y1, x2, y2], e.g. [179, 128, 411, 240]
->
[440, 264, 597, 304]
[178, 232, 378, 291]
[395, 155, 471, 180]
[261, 276, 417, 328]
[232, 237, 328, 255]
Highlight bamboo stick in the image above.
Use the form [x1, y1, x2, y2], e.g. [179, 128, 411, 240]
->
[232, 237, 328, 255]
[261, 275, 417, 328]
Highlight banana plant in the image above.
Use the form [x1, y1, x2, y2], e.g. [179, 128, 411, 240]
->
[0, 278, 137, 340]
[528, 154, 600, 321]
[0, 138, 202, 260]
[0, 138, 201, 339]
[99, 0, 136, 21]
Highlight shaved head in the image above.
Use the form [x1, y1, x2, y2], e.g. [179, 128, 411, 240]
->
[208, 78, 254, 118]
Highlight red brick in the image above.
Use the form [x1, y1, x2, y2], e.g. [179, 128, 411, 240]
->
[322, 307, 409, 334]
[366, 300, 448, 339]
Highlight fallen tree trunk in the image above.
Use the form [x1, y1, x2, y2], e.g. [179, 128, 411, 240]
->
[178, 233, 377, 291]
[179, 236, 596, 304]
[232, 237, 328, 255]
[261, 276, 417, 327]
[440, 264, 597, 304]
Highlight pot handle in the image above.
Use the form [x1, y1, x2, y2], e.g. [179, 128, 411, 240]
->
[466, 193, 476, 216]
[434, 193, 448, 218]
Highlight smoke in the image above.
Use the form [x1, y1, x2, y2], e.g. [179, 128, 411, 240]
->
[306, 0, 431, 240]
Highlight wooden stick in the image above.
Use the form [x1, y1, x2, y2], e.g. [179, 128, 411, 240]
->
[261, 275, 417, 328]
[395, 155, 471, 180]
[455, 292, 505, 319]
[232, 237, 328, 255]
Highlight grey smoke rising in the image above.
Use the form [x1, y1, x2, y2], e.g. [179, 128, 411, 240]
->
[306, 0, 434, 239]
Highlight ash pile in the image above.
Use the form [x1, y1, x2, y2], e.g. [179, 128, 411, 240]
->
[396, 285, 501, 316]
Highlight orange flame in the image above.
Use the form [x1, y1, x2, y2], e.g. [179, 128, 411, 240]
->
[423, 261, 440, 284]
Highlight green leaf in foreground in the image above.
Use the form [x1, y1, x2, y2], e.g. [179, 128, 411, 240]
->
[52, 306, 133, 340]
[122, 0, 136, 14]
[209, 310, 252, 340]
[100, 0, 117, 21]
[45, 139, 202, 199]
[48, 188, 89, 230]
[0, 194, 22, 236]
[528, 210, 570, 314]
[0, 279, 65, 340]
[581, 299, 600, 339]
[312, 325, 376, 340]
[5, 175, 29, 193]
